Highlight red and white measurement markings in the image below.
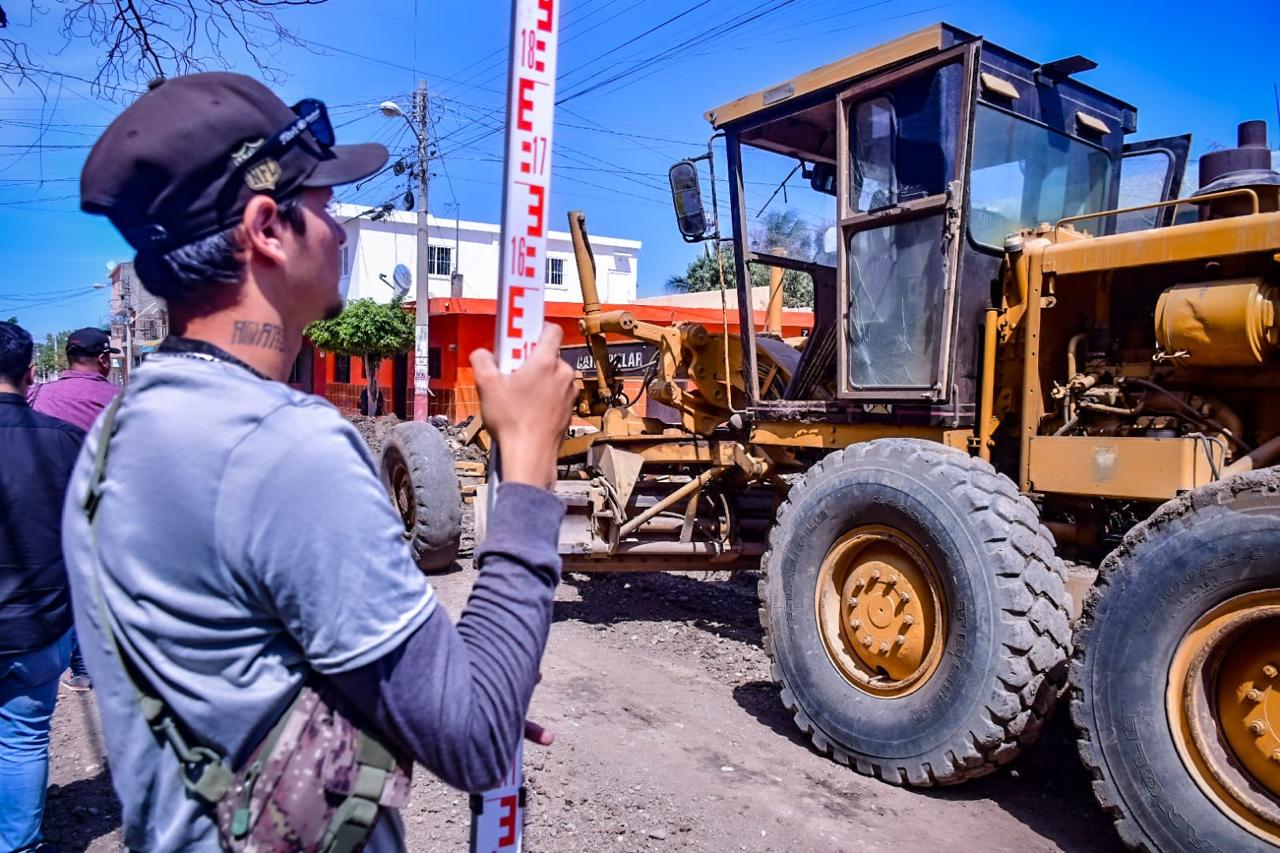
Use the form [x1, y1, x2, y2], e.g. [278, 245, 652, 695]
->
[473, 1, 561, 851]
[494, 0, 560, 372]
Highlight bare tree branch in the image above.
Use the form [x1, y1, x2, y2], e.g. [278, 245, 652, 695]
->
[3, 0, 329, 100]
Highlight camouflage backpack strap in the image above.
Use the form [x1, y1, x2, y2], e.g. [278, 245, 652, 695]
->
[219, 684, 410, 852]
[83, 393, 234, 805]
[321, 733, 400, 853]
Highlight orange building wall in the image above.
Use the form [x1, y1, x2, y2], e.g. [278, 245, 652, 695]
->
[424, 297, 814, 423]
[307, 298, 814, 422]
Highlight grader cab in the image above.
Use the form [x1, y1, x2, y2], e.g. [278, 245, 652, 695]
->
[454, 22, 1280, 852]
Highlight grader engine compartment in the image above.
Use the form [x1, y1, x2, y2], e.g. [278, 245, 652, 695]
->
[1016, 121, 1280, 551]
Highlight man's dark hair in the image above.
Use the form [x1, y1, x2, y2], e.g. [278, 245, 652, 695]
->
[65, 348, 101, 368]
[134, 196, 308, 309]
[0, 321, 34, 387]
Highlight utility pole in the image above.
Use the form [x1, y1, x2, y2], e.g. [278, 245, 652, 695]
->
[450, 204, 463, 298]
[412, 79, 431, 421]
[122, 267, 135, 386]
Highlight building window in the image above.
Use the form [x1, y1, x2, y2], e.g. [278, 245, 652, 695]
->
[545, 256, 564, 287]
[334, 353, 351, 383]
[427, 246, 452, 277]
[428, 347, 442, 379]
[340, 245, 351, 276]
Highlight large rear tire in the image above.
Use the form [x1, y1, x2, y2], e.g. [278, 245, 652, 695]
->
[759, 439, 1071, 785]
[379, 422, 462, 573]
[1071, 468, 1280, 851]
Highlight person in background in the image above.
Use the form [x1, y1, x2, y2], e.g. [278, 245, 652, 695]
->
[0, 320, 85, 853]
[28, 326, 120, 692]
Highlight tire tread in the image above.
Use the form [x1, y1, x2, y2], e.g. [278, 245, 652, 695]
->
[759, 438, 1072, 786]
[1069, 467, 1280, 851]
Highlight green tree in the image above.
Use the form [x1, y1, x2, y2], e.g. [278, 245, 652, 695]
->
[304, 298, 414, 416]
[4, 316, 17, 325]
[666, 209, 819, 309]
[34, 331, 71, 381]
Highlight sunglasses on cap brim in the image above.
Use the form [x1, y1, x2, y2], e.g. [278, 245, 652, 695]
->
[121, 99, 338, 252]
[217, 98, 335, 209]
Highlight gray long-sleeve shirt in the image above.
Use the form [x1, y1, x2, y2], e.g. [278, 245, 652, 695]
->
[61, 352, 562, 851]
[331, 486, 562, 792]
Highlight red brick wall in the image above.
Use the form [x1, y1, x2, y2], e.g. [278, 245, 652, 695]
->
[324, 382, 394, 416]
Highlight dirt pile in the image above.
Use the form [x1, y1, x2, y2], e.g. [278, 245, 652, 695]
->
[348, 414, 487, 471]
[348, 414, 401, 456]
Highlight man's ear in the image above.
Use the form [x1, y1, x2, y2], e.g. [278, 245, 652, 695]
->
[23, 363, 34, 387]
[242, 195, 288, 267]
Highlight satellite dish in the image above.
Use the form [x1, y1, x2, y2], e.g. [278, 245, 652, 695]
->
[392, 264, 412, 299]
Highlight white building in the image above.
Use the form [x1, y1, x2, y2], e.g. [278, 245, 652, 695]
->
[334, 204, 642, 306]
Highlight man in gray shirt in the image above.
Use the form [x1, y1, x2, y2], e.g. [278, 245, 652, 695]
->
[66, 73, 576, 850]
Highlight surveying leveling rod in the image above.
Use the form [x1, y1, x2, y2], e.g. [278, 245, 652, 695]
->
[469, 0, 561, 851]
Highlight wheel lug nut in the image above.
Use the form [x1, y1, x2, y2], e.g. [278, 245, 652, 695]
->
[1248, 720, 1266, 737]
[862, 635, 873, 649]
[898, 591, 911, 604]
[903, 615, 915, 627]
[849, 596, 860, 608]
[895, 634, 907, 645]
[852, 578, 865, 592]
[885, 574, 898, 587]
[1265, 664, 1279, 679]
[850, 618, 862, 631]
[1272, 751, 1280, 764]
[1245, 689, 1262, 703]
[878, 641, 890, 654]
[870, 569, 881, 580]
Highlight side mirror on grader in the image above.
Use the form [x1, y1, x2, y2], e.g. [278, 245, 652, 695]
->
[667, 159, 710, 242]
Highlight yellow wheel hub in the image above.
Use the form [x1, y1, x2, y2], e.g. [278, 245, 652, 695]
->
[814, 525, 946, 697]
[1168, 591, 1280, 845]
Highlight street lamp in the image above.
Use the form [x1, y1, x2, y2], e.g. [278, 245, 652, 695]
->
[381, 83, 432, 420]
[378, 100, 409, 124]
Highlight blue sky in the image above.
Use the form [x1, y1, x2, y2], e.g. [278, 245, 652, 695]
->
[1, 0, 1277, 338]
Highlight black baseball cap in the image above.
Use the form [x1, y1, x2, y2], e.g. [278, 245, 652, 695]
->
[67, 328, 120, 357]
[80, 72, 387, 252]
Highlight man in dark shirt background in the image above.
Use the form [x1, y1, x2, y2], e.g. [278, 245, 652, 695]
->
[28, 326, 120, 692]
[0, 320, 85, 852]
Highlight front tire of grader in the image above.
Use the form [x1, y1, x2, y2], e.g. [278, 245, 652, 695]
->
[1071, 468, 1280, 852]
[379, 421, 462, 573]
[759, 438, 1072, 786]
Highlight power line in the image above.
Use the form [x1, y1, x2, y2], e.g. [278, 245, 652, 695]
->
[557, 0, 805, 105]
[557, 0, 712, 85]
[440, 0, 642, 99]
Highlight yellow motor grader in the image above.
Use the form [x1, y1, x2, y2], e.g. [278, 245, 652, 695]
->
[434, 22, 1280, 852]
